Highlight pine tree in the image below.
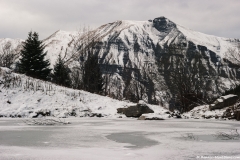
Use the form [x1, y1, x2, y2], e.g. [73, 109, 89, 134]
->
[52, 54, 71, 87]
[83, 55, 104, 94]
[17, 31, 51, 80]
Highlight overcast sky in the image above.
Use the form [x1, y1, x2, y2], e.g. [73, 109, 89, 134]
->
[0, 0, 239, 40]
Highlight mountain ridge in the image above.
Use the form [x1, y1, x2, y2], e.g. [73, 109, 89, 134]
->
[1, 17, 240, 104]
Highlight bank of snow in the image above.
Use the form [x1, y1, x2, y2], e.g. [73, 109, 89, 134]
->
[183, 105, 226, 119]
[0, 67, 169, 118]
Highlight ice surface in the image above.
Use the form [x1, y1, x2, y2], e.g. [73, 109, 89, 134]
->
[0, 118, 240, 160]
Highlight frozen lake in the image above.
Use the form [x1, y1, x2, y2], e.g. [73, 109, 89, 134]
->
[0, 118, 240, 160]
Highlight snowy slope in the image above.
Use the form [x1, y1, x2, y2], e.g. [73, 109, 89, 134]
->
[0, 67, 170, 118]
[0, 38, 23, 48]
[89, 17, 239, 72]
[93, 17, 239, 58]
[0, 66, 236, 120]
[42, 30, 78, 68]
[177, 25, 239, 58]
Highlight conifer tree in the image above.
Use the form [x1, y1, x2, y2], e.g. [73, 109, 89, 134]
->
[83, 55, 104, 94]
[17, 31, 51, 80]
[52, 54, 71, 87]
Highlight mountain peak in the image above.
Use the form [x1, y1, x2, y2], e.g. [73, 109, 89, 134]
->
[153, 16, 176, 32]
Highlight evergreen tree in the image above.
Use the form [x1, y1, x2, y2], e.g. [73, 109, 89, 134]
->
[17, 31, 51, 80]
[52, 54, 71, 87]
[83, 55, 104, 94]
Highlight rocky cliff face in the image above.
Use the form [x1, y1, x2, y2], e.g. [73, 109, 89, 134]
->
[87, 17, 240, 103]
[1, 17, 240, 105]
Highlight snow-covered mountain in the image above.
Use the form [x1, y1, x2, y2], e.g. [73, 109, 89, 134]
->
[1, 17, 240, 103]
[87, 17, 240, 101]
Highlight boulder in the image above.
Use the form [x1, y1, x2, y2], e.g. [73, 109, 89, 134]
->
[116, 108, 125, 114]
[234, 109, 240, 121]
[170, 110, 182, 118]
[222, 108, 232, 118]
[209, 94, 238, 110]
[32, 109, 51, 118]
[90, 113, 104, 117]
[138, 115, 146, 120]
[117, 103, 154, 117]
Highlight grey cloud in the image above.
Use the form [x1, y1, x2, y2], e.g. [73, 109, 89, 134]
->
[0, 0, 240, 39]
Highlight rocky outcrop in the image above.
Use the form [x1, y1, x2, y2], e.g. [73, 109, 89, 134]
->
[117, 103, 154, 117]
[235, 110, 240, 121]
[32, 109, 51, 118]
[209, 94, 238, 110]
[170, 110, 182, 118]
[222, 106, 240, 121]
[138, 115, 164, 120]
[222, 107, 235, 119]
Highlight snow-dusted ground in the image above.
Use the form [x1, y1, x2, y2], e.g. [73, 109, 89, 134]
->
[0, 67, 237, 120]
[0, 118, 240, 160]
[183, 105, 226, 119]
[0, 67, 169, 118]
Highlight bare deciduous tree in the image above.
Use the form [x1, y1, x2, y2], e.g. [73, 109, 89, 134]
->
[0, 41, 21, 68]
[224, 44, 240, 65]
[65, 26, 104, 93]
[222, 43, 240, 96]
[157, 44, 209, 112]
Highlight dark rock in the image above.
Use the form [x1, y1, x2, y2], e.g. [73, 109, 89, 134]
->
[205, 115, 213, 119]
[33, 109, 51, 118]
[174, 114, 182, 118]
[235, 110, 240, 121]
[10, 114, 15, 118]
[209, 94, 238, 110]
[171, 110, 182, 118]
[164, 111, 171, 114]
[90, 113, 103, 117]
[117, 103, 154, 117]
[70, 109, 76, 116]
[153, 17, 176, 33]
[222, 95, 238, 107]
[138, 115, 164, 120]
[222, 106, 240, 120]
[145, 117, 164, 120]
[7, 100, 11, 104]
[117, 108, 125, 114]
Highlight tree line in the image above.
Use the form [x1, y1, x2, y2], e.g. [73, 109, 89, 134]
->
[1, 31, 104, 94]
